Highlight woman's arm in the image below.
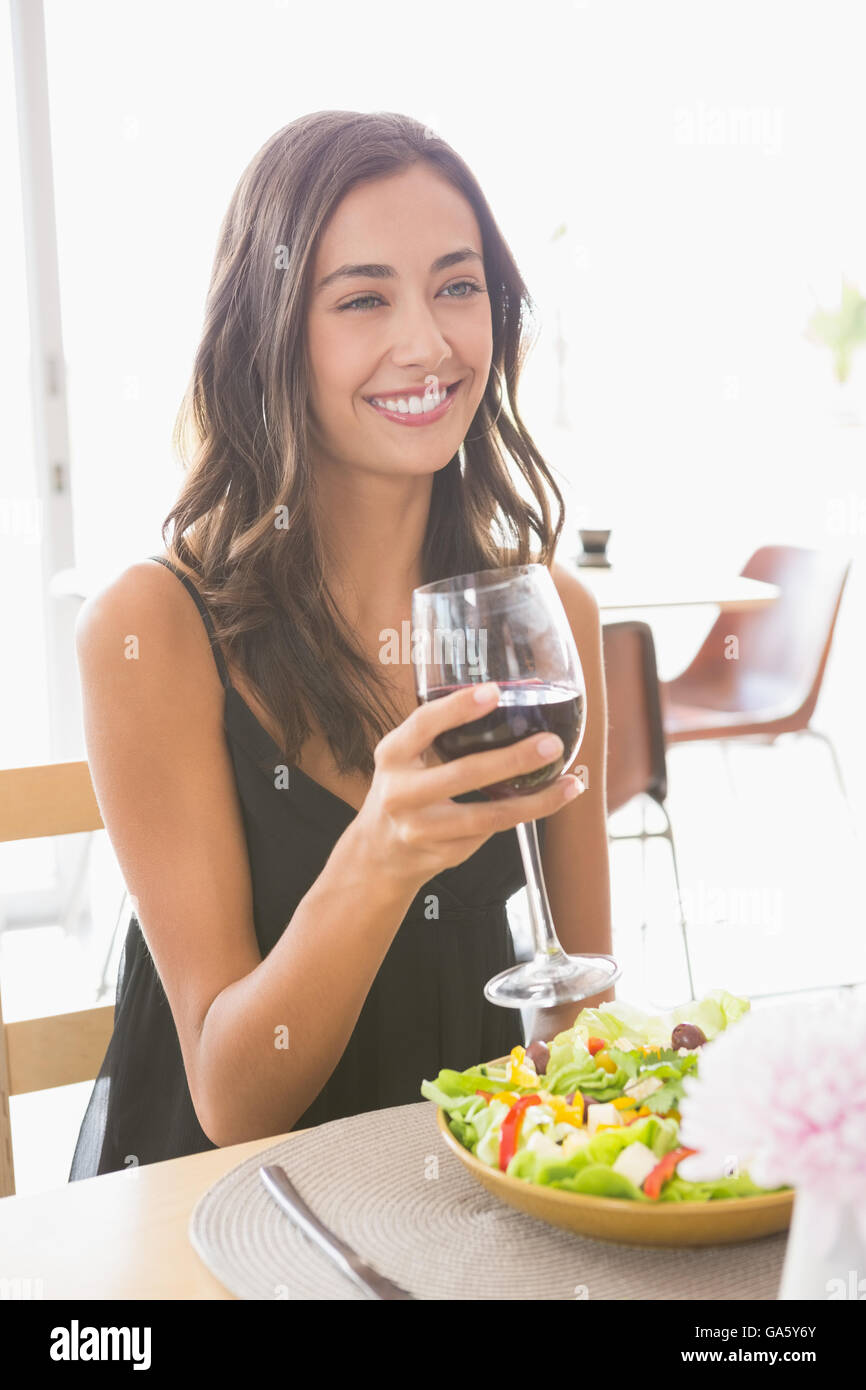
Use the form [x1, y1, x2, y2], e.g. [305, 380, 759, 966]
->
[525, 561, 615, 1045]
[76, 562, 420, 1147]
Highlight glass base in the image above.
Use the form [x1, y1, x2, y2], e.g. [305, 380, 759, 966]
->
[484, 952, 621, 1009]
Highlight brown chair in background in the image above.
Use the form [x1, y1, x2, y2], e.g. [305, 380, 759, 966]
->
[603, 621, 696, 998]
[659, 545, 853, 814]
[0, 762, 115, 1197]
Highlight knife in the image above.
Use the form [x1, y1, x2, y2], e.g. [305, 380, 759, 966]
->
[259, 1164, 415, 1300]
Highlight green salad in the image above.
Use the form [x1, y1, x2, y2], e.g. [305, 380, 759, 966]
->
[421, 991, 777, 1202]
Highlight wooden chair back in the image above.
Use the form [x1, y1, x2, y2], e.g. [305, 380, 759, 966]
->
[0, 762, 115, 1197]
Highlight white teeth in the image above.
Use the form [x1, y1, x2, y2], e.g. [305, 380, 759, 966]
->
[370, 385, 450, 413]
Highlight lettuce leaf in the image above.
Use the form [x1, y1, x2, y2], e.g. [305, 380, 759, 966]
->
[585, 1114, 680, 1164]
[507, 1146, 593, 1185]
[420, 1065, 524, 1119]
[625, 1054, 701, 1114]
[552, 1164, 648, 1201]
[659, 1173, 776, 1202]
[548, 991, 751, 1064]
[669, 990, 751, 1041]
[447, 1116, 479, 1149]
[566, 1001, 675, 1048]
[421, 1067, 513, 1100]
[420, 1080, 484, 1115]
[542, 1037, 629, 1098]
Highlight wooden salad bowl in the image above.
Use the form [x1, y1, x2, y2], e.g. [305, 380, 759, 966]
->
[435, 1058, 793, 1248]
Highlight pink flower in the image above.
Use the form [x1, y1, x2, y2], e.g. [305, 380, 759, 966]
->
[678, 996, 866, 1216]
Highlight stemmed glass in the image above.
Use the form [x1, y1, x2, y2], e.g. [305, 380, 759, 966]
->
[411, 563, 620, 1008]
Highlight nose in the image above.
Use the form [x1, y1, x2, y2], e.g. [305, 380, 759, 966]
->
[387, 292, 453, 377]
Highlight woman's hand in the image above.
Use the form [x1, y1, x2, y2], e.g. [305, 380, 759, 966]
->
[347, 682, 586, 893]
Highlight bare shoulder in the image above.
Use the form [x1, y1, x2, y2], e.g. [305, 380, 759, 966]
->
[74, 554, 224, 710]
[76, 553, 190, 632]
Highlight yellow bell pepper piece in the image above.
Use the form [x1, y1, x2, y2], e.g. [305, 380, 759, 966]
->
[595, 1050, 618, 1073]
[612, 1095, 637, 1110]
[547, 1093, 584, 1128]
[513, 1069, 541, 1089]
[505, 1045, 540, 1088]
[568, 1093, 585, 1127]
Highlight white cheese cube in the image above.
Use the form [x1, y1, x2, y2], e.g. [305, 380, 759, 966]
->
[562, 1130, 591, 1158]
[550, 1121, 583, 1143]
[525, 1130, 562, 1160]
[586, 1102, 623, 1136]
[520, 1106, 555, 1135]
[623, 1074, 664, 1103]
[611, 1141, 658, 1189]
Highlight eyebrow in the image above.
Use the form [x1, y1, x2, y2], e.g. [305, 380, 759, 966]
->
[314, 247, 483, 294]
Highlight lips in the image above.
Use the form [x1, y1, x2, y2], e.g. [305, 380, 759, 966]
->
[363, 379, 463, 426]
[363, 377, 462, 404]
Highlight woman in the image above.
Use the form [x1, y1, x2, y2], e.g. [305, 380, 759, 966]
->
[69, 111, 612, 1180]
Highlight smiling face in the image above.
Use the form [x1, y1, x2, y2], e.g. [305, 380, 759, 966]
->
[305, 162, 493, 477]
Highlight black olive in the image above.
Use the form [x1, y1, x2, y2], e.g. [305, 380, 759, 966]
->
[524, 1040, 550, 1074]
[671, 1022, 707, 1050]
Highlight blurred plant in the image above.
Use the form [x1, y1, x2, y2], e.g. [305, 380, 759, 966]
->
[806, 278, 866, 383]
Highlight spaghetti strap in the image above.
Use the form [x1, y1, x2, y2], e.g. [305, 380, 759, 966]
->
[148, 555, 231, 689]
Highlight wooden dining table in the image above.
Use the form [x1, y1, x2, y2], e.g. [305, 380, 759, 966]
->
[0, 1131, 298, 1299]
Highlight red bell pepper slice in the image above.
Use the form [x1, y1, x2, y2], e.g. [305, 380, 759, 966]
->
[498, 1094, 542, 1171]
[587, 1036, 606, 1056]
[475, 1090, 496, 1102]
[643, 1146, 696, 1200]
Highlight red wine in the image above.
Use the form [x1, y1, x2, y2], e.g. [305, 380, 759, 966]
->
[424, 680, 585, 799]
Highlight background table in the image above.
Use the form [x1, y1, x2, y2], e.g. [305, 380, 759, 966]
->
[570, 564, 780, 613]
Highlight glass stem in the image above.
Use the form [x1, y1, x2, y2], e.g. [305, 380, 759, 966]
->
[515, 820, 566, 964]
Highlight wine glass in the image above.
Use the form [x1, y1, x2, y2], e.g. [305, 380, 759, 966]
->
[411, 563, 620, 1008]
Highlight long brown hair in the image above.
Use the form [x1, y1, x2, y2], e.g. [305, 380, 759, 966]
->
[163, 110, 565, 777]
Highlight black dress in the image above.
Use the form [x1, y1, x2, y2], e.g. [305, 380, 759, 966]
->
[68, 556, 543, 1179]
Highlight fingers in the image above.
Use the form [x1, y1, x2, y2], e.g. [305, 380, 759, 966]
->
[400, 727, 569, 808]
[374, 681, 586, 858]
[403, 773, 583, 852]
[378, 681, 501, 766]
[448, 773, 585, 839]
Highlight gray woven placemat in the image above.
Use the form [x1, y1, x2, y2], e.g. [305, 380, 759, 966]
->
[189, 1100, 787, 1300]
